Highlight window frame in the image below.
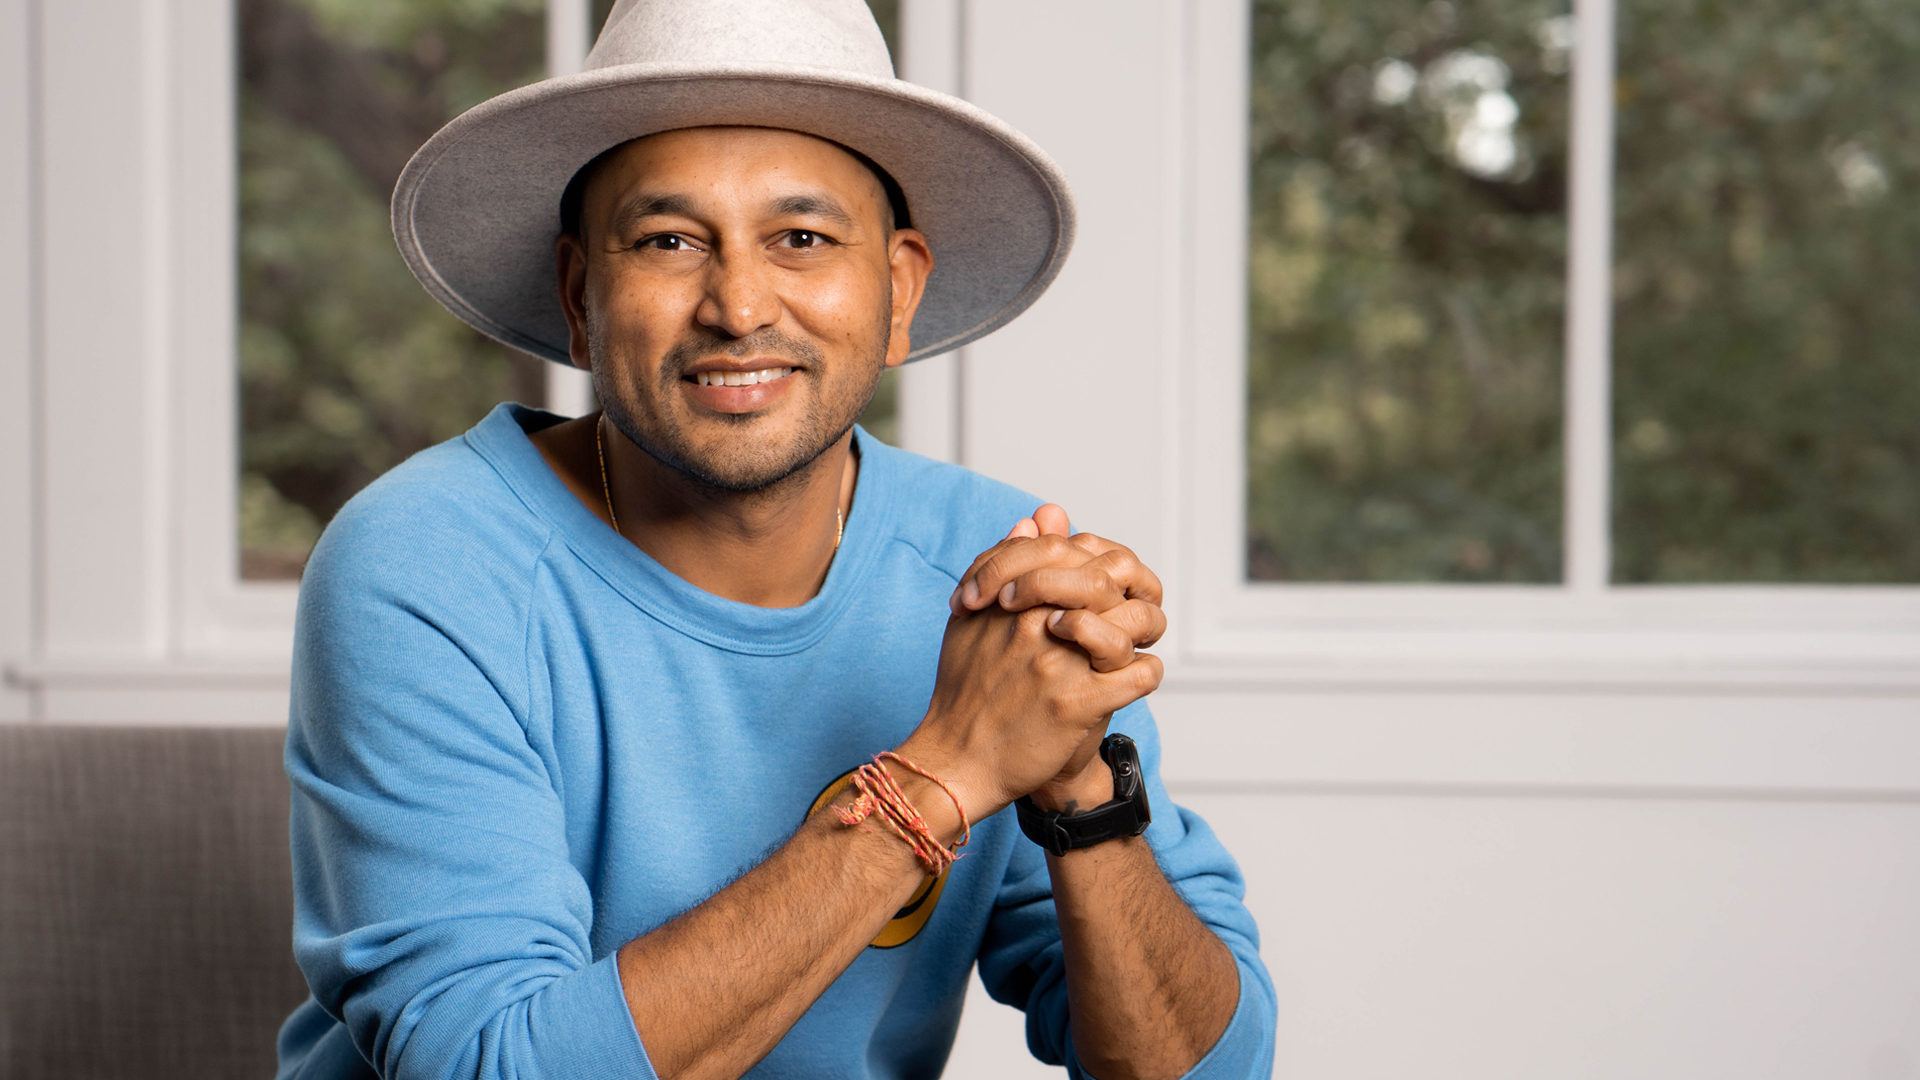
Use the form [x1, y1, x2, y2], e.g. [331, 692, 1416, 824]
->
[177, 0, 602, 661]
[1177, 0, 1920, 690]
[101, 0, 1920, 695]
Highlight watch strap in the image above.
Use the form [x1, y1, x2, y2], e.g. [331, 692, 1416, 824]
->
[1015, 734, 1153, 856]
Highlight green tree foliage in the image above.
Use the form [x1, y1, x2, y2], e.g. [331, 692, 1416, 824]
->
[1611, 0, 1920, 582]
[239, 0, 548, 577]
[1247, 0, 1570, 582]
[240, 0, 903, 577]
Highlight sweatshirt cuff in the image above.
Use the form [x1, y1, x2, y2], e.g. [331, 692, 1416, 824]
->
[1170, 960, 1276, 1080]
[1065, 959, 1275, 1080]
[526, 952, 657, 1080]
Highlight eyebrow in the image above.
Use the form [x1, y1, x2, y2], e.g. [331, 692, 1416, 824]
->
[768, 193, 856, 228]
[607, 192, 698, 237]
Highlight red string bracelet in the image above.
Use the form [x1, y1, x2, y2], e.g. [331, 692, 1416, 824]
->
[836, 752, 971, 876]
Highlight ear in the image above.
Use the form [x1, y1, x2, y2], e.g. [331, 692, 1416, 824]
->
[883, 228, 935, 369]
[555, 233, 594, 371]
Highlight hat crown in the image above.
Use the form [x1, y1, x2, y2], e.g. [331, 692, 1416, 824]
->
[587, 0, 895, 79]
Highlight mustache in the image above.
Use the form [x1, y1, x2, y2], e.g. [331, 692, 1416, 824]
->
[660, 328, 824, 381]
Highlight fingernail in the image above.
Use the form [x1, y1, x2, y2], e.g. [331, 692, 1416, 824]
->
[1000, 582, 1017, 606]
[961, 580, 980, 608]
[1048, 609, 1065, 628]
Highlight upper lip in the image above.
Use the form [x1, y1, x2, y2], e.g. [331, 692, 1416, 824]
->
[681, 357, 803, 377]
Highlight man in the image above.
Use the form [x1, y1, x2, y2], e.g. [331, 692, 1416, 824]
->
[278, 2, 1275, 1078]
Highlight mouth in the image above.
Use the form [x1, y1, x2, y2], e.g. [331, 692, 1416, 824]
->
[688, 366, 796, 388]
[681, 362, 802, 415]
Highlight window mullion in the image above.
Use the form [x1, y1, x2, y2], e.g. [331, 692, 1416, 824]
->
[1563, 0, 1618, 594]
[544, 0, 596, 417]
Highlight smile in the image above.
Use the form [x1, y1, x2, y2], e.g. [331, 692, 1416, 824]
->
[691, 367, 795, 387]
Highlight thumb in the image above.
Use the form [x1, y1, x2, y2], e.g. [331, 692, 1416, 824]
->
[1033, 503, 1072, 537]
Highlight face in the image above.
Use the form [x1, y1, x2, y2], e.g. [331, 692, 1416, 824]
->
[557, 127, 932, 493]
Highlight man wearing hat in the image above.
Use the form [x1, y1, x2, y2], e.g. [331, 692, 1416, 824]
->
[278, 1, 1275, 1078]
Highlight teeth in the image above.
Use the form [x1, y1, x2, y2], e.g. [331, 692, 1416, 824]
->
[694, 367, 793, 387]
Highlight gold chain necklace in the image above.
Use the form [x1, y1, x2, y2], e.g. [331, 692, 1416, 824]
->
[596, 413, 840, 549]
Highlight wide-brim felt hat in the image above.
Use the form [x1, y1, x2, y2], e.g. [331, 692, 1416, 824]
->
[391, 0, 1076, 366]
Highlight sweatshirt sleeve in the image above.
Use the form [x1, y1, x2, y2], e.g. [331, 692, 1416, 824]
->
[283, 505, 654, 1080]
[974, 702, 1277, 1080]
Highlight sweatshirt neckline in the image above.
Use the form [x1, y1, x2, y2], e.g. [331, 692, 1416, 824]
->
[466, 403, 899, 657]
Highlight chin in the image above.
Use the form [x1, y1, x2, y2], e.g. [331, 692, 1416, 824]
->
[649, 420, 852, 494]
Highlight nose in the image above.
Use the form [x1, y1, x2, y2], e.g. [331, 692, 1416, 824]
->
[694, 249, 780, 339]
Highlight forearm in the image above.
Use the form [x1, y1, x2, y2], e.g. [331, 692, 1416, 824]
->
[1048, 836, 1241, 1080]
[1025, 759, 1237, 1080]
[616, 779, 954, 1080]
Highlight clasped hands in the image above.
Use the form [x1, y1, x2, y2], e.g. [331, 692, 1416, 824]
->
[898, 504, 1165, 833]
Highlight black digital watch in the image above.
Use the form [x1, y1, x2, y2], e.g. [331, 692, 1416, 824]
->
[1015, 734, 1152, 857]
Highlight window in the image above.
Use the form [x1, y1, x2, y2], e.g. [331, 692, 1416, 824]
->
[1609, 0, 1920, 584]
[1246, 0, 1571, 583]
[236, 0, 902, 579]
[1243, 0, 1920, 589]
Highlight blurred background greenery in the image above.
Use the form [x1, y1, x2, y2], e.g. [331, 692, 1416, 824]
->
[1609, 0, 1920, 582]
[1247, 0, 1570, 582]
[1247, 0, 1920, 583]
[242, 0, 1918, 585]
[238, 0, 901, 577]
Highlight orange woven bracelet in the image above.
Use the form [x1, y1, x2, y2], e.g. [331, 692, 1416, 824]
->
[836, 752, 970, 876]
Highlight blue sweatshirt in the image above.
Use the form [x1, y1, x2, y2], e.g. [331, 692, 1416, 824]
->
[278, 404, 1276, 1080]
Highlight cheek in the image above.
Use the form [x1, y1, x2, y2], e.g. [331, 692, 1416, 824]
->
[589, 272, 695, 371]
[782, 268, 889, 341]
[595, 271, 690, 332]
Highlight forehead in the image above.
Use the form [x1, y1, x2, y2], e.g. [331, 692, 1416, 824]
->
[584, 127, 886, 218]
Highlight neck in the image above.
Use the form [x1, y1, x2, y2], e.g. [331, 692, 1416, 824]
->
[539, 413, 857, 608]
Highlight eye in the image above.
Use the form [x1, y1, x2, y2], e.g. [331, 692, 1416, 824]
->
[783, 230, 829, 249]
[637, 234, 694, 252]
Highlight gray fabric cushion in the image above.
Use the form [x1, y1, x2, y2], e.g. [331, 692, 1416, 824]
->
[0, 725, 309, 1080]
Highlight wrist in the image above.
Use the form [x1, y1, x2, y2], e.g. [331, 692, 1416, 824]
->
[891, 770, 970, 850]
[1027, 758, 1115, 815]
[893, 731, 1003, 829]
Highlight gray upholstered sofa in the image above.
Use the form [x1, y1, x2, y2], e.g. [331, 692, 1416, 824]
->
[0, 725, 310, 1079]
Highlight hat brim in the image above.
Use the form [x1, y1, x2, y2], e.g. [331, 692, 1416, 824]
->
[391, 61, 1076, 365]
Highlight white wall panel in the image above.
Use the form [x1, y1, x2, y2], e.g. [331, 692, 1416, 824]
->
[959, 0, 1184, 576]
[41, 686, 293, 726]
[37, 0, 169, 660]
[1185, 791, 1920, 1079]
[1152, 689, 1920, 796]
[0, 0, 34, 720]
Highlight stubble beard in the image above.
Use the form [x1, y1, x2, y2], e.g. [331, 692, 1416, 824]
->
[589, 306, 890, 496]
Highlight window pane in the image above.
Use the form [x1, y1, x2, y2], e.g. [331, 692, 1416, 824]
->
[239, 0, 548, 579]
[1611, 0, 1920, 583]
[1247, 0, 1569, 582]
